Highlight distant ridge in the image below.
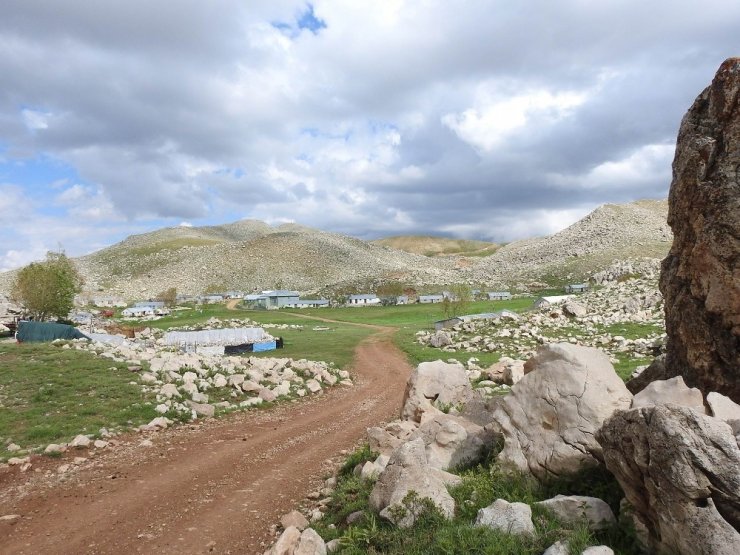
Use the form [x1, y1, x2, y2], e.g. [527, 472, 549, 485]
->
[371, 235, 499, 257]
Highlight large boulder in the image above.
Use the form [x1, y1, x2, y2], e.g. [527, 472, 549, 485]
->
[410, 413, 495, 471]
[367, 420, 418, 456]
[487, 343, 632, 481]
[597, 405, 740, 554]
[400, 361, 475, 423]
[368, 438, 462, 528]
[659, 57, 740, 403]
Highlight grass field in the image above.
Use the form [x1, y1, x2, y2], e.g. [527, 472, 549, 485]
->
[0, 342, 158, 461]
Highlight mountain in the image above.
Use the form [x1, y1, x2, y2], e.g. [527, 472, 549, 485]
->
[371, 236, 499, 257]
[0, 199, 672, 299]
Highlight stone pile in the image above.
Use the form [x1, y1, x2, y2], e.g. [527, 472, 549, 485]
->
[416, 277, 665, 364]
[65, 330, 350, 422]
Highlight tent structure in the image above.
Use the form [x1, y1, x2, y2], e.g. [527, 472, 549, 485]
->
[163, 327, 281, 354]
[16, 321, 89, 343]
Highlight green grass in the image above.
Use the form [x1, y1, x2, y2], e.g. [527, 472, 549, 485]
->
[0, 342, 158, 460]
[604, 322, 664, 340]
[314, 460, 640, 555]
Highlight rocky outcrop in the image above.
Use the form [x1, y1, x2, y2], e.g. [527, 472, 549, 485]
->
[400, 361, 475, 423]
[597, 405, 740, 554]
[487, 343, 632, 481]
[660, 57, 740, 402]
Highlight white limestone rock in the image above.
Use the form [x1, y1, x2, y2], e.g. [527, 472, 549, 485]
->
[474, 499, 534, 536]
[487, 343, 632, 481]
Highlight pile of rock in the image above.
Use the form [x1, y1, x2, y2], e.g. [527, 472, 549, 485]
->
[65, 334, 350, 422]
[417, 277, 665, 363]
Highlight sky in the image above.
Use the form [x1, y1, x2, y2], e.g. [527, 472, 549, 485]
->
[0, 0, 738, 272]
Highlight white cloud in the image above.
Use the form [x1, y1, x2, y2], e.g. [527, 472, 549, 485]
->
[442, 88, 588, 153]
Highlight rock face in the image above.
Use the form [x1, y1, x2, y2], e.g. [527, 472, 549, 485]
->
[660, 57, 740, 402]
[597, 405, 740, 554]
[487, 343, 632, 481]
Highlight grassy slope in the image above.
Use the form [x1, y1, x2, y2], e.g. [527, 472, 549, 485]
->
[0, 342, 158, 460]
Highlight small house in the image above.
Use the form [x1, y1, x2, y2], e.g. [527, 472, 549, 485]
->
[262, 290, 300, 309]
[347, 294, 381, 306]
[122, 306, 155, 318]
[419, 294, 444, 304]
[533, 295, 575, 309]
[487, 291, 512, 301]
[135, 301, 165, 309]
[202, 295, 225, 304]
[564, 283, 589, 294]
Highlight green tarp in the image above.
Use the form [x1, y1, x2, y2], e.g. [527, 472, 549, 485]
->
[16, 321, 88, 343]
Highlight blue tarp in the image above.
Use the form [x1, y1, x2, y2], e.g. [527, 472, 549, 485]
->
[252, 340, 277, 352]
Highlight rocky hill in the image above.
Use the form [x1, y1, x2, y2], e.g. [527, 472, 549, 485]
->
[472, 199, 671, 286]
[0, 199, 672, 299]
[371, 235, 499, 257]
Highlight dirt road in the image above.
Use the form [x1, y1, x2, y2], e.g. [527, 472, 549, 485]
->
[0, 327, 412, 554]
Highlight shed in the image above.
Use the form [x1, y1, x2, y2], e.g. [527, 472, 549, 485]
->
[122, 306, 155, 317]
[347, 294, 381, 306]
[419, 294, 444, 304]
[293, 299, 329, 308]
[135, 301, 165, 309]
[434, 317, 462, 331]
[564, 283, 589, 294]
[487, 291, 512, 301]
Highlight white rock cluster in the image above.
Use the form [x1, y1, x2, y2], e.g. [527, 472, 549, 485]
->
[417, 277, 665, 363]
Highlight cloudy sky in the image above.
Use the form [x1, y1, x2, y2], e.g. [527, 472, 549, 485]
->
[0, 1, 737, 271]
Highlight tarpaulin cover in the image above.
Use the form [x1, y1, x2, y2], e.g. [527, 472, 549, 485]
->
[164, 327, 270, 347]
[16, 321, 88, 343]
[252, 340, 277, 352]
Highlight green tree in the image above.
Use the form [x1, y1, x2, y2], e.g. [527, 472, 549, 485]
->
[442, 284, 472, 319]
[11, 252, 84, 321]
[155, 287, 178, 307]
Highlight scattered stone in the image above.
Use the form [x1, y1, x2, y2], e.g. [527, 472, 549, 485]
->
[267, 525, 301, 555]
[93, 440, 109, 449]
[139, 439, 154, 448]
[0, 514, 21, 524]
[295, 528, 326, 555]
[582, 547, 614, 555]
[44, 444, 64, 455]
[474, 499, 534, 536]
[185, 400, 215, 418]
[535, 495, 616, 531]
[70, 435, 91, 448]
[280, 510, 309, 531]
[7, 443, 20, 452]
[542, 541, 569, 555]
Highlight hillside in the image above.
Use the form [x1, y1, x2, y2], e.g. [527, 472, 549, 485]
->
[471, 199, 671, 286]
[0, 199, 672, 299]
[371, 235, 499, 257]
[73, 223, 462, 299]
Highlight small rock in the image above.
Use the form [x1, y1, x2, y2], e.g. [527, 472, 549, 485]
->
[7, 443, 20, 452]
[0, 514, 21, 524]
[70, 435, 91, 448]
[280, 510, 309, 531]
[93, 440, 109, 449]
[475, 499, 534, 536]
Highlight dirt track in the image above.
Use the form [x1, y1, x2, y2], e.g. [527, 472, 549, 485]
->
[0, 326, 412, 554]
